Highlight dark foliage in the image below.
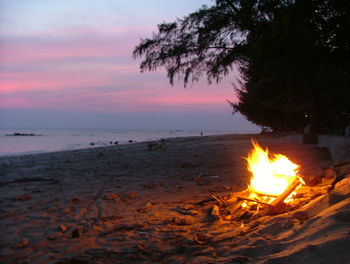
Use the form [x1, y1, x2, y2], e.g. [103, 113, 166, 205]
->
[133, 0, 350, 133]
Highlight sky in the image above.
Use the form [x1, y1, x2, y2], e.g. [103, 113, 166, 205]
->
[0, 0, 259, 132]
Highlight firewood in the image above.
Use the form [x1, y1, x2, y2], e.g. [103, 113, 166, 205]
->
[212, 230, 240, 243]
[226, 200, 244, 215]
[236, 196, 270, 206]
[271, 178, 301, 206]
[262, 178, 301, 215]
[211, 194, 225, 205]
[211, 205, 221, 220]
[225, 190, 250, 204]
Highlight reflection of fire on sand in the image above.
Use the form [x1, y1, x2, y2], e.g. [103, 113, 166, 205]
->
[1, 134, 349, 263]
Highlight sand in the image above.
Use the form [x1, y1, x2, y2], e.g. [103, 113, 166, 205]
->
[0, 134, 349, 264]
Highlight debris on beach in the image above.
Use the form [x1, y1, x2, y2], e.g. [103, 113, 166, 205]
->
[104, 193, 118, 200]
[15, 194, 31, 201]
[58, 224, 68, 233]
[71, 228, 80, 238]
[12, 238, 29, 249]
[147, 141, 165, 151]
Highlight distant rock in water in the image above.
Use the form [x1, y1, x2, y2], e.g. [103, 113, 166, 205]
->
[5, 132, 42, 136]
[90, 142, 95, 146]
[128, 140, 133, 143]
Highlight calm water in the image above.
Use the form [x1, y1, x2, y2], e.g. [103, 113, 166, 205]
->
[0, 128, 244, 157]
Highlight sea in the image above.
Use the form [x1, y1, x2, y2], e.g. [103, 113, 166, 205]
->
[0, 128, 252, 157]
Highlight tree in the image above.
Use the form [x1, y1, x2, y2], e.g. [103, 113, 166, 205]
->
[133, 0, 350, 133]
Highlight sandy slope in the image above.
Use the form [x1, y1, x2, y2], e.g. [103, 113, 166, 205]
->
[0, 134, 349, 264]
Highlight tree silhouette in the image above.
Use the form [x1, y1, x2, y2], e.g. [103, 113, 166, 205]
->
[133, 0, 350, 133]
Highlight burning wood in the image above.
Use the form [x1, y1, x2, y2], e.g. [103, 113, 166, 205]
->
[263, 177, 303, 215]
[232, 140, 305, 217]
[245, 140, 302, 204]
[207, 140, 333, 225]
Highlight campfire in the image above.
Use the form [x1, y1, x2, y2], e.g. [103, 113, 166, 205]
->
[208, 140, 336, 225]
[243, 140, 304, 210]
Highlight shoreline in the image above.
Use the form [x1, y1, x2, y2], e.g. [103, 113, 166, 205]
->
[0, 133, 259, 159]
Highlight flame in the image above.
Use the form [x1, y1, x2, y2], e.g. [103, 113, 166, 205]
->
[246, 140, 300, 201]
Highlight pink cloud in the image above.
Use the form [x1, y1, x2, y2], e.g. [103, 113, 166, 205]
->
[0, 72, 114, 93]
[0, 39, 132, 64]
[2, 25, 153, 39]
[0, 26, 237, 113]
[142, 95, 226, 106]
[1, 85, 232, 112]
[0, 26, 148, 68]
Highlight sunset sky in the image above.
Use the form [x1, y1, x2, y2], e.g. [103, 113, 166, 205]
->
[0, 0, 259, 132]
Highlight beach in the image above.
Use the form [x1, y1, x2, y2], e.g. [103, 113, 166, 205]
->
[0, 134, 349, 264]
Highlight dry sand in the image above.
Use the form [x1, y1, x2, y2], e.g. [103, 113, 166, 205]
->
[0, 134, 349, 264]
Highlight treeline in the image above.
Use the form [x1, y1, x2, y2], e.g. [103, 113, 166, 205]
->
[133, 0, 350, 133]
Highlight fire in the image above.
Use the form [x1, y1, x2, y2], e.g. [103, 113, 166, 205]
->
[246, 140, 301, 204]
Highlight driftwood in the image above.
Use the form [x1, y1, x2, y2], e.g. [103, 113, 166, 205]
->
[211, 194, 227, 205]
[227, 200, 244, 215]
[262, 178, 302, 215]
[236, 196, 271, 206]
[209, 177, 304, 222]
[272, 178, 301, 207]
